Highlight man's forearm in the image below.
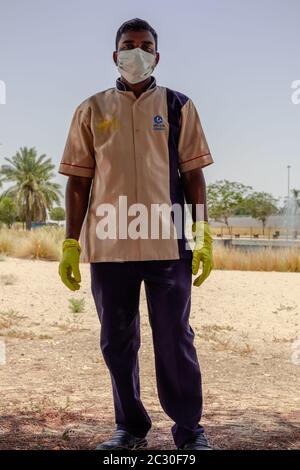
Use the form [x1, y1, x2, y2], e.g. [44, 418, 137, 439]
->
[180, 167, 208, 222]
[65, 175, 93, 240]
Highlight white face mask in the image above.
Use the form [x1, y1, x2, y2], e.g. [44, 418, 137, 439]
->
[116, 47, 157, 84]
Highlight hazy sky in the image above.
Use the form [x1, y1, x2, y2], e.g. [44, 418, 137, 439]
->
[0, 0, 299, 205]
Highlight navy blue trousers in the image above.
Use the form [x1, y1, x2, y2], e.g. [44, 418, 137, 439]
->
[90, 258, 205, 448]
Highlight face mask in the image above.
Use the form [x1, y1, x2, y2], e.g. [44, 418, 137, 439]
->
[116, 47, 157, 84]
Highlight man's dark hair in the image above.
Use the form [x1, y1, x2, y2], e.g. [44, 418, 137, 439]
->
[115, 18, 158, 51]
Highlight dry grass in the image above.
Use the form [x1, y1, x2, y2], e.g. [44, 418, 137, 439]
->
[0, 308, 52, 340]
[272, 336, 298, 344]
[0, 227, 63, 261]
[3, 330, 53, 340]
[201, 324, 235, 333]
[213, 245, 300, 272]
[1, 227, 300, 272]
[0, 309, 27, 329]
[195, 325, 253, 356]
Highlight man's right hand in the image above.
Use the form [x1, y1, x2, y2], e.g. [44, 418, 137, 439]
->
[58, 238, 82, 291]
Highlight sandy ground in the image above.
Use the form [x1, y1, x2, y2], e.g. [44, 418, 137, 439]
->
[0, 256, 299, 450]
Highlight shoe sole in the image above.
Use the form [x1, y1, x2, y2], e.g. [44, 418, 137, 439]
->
[128, 438, 148, 450]
[95, 438, 148, 450]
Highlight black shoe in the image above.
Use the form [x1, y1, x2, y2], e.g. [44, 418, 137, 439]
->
[95, 429, 148, 450]
[178, 432, 212, 450]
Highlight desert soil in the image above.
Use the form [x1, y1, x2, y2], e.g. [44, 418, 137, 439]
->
[0, 257, 299, 450]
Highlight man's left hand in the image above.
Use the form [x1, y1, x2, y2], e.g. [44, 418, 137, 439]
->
[192, 220, 213, 287]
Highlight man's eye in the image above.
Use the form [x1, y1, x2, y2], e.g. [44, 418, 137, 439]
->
[120, 45, 153, 52]
[143, 47, 153, 52]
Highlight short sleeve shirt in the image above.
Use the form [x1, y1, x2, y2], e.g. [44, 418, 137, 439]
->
[58, 75, 214, 262]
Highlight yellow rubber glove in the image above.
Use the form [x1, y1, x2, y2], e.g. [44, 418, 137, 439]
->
[58, 238, 81, 291]
[192, 220, 213, 287]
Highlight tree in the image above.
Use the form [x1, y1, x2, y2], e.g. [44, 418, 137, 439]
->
[0, 147, 63, 230]
[207, 180, 253, 233]
[242, 191, 279, 234]
[50, 206, 65, 222]
[0, 196, 17, 228]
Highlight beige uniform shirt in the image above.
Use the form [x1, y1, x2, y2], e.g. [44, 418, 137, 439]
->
[58, 75, 214, 262]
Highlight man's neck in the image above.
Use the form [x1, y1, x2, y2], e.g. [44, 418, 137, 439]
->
[120, 76, 152, 98]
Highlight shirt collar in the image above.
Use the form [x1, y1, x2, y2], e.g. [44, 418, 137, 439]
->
[115, 75, 157, 92]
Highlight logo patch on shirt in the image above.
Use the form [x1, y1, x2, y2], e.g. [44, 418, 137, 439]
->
[152, 115, 166, 131]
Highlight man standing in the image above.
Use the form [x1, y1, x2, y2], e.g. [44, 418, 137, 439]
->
[58, 18, 214, 450]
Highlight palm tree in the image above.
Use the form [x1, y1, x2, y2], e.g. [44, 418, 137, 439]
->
[0, 146, 63, 230]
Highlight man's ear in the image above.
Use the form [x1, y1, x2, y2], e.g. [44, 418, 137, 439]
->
[155, 52, 160, 66]
[113, 51, 118, 66]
